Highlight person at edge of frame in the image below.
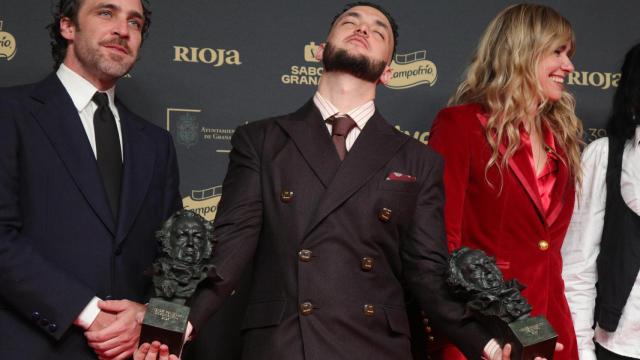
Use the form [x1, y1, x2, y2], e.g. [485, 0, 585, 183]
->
[563, 42, 640, 360]
[0, 0, 182, 359]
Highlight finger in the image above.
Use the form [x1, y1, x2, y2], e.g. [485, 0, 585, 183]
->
[145, 341, 161, 360]
[159, 344, 171, 360]
[100, 339, 135, 358]
[555, 342, 564, 352]
[134, 343, 151, 360]
[112, 346, 136, 360]
[86, 319, 129, 342]
[502, 343, 511, 360]
[98, 299, 129, 313]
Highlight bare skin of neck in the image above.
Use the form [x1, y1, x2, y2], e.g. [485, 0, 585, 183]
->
[316, 71, 377, 113]
[523, 116, 547, 176]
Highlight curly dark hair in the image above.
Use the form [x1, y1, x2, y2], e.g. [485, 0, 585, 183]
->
[330, 1, 399, 59]
[47, 0, 152, 69]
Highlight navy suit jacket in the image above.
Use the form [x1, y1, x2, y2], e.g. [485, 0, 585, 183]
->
[0, 74, 182, 359]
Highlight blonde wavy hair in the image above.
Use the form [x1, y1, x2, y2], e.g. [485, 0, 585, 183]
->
[450, 3, 583, 187]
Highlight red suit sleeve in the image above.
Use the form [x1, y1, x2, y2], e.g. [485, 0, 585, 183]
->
[428, 107, 472, 252]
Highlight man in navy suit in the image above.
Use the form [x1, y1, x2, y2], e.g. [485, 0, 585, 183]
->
[0, 0, 181, 359]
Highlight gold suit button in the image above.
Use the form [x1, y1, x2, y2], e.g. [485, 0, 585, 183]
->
[280, 190, 294, 203]
[538, 240, 549, 251]
[298, 249, 312, 262]
[378, 208, 392, 222]
[428, 335, 435, 342]
[361, 257, 375, 271]
[300, 302, 313, 315]
[425, 326, 432, 333]
[363, 304, 375, 317]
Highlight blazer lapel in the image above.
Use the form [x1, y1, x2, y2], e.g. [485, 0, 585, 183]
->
[114, 103, 155, 245]
[305, 111, 409, 236]
[30, 74, 116, 235]
[276, 100, 342, 188]
[475, 113, 545, 222]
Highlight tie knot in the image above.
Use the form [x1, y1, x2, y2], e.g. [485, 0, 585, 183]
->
[92, 92, 110, 108]
[331, 114, 357, 136]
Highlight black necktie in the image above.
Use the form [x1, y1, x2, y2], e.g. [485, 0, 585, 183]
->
[92, 92, 122, 219]
[330, 114, 357, 161]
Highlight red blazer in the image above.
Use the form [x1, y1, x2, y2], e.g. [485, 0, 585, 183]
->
[428, 104, 578, 360]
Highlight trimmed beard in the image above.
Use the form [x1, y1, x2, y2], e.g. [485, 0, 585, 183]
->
[321, 42, 387, 83]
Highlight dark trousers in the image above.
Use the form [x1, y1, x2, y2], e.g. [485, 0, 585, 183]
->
[596, 343, 638, 360]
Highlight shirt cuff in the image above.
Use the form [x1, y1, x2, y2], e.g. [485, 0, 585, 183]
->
[483, 338, 502, 360]
[74, 296, 102, 329]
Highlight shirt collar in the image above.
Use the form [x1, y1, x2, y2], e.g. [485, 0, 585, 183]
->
[313, 91, 375, 130]
[633, 126, 640, 148]
[56, 63, 116, 112]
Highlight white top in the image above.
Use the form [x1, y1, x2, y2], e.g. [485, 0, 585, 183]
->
[56, 64, 123, 160]
[313, 91, 375, 151]
[562, 129, 640, 359]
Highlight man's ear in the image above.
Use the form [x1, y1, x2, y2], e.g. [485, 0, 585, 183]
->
[315, 43, 326, 62]
[59, 17, 76, 41]
[378, 65, 393, 85]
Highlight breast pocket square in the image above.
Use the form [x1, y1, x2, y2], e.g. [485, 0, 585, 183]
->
[385, 172, 417, 182]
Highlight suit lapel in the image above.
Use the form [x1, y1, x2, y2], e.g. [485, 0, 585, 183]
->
[475, 113, 546, 222]
[276, 100, 342, 188]
[305, 111, 409, 236]
[114, 102, 155, 245]
[30, 74, 117, 235]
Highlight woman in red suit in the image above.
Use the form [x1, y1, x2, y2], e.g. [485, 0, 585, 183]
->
[428, 4, 582, 360]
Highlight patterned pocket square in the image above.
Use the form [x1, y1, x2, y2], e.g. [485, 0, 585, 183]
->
[385, 172, 417, 182]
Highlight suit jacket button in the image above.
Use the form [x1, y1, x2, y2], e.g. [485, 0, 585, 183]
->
[39, 318, 50, 327]
[378, 208, 392, 222]
[48, 323, 57, 333]
[425, 326, 432, 333]
[363, 304, 375, 317]
[281, 190, 294, 203]
[105, 294, 113, 300]
[428, 335, 435, 342]
[361, 257, 374, 271]
[422, 317, 429, 325]
[299, 249, 312, 262]
[300, 302, 313, 315]
[538, 240, 549, 251]
[31, 311, 41, 321]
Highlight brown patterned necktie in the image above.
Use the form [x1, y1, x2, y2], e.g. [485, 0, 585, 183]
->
[330, 114, 357, 161]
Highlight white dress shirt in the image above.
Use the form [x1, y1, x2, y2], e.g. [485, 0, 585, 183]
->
[313, 91, 375, 150]
[56, 63, 123, 159]
[562, 128, 640, 359]
[56, 64, 123, 328]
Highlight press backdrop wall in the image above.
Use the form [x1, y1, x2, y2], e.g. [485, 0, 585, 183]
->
[1, 0, 637, 358]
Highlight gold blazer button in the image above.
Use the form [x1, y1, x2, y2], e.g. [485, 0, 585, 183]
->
[298, 249, 312, 262]
[378, 208, 392, 222]
[280, 190, 294, 203]
[300, 302, 314, 315]
[363, 304, 375, 316]
[538, 240, 550, 251]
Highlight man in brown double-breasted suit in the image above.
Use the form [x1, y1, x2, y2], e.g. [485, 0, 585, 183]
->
[136, 2, 504, 360]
